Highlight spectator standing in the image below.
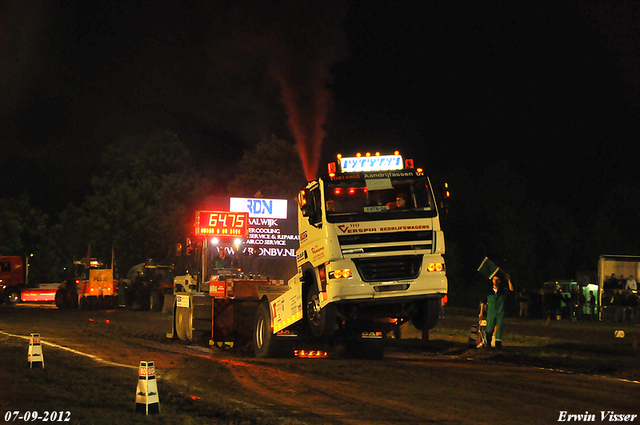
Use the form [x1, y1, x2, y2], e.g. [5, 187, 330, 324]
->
[589, 291, 597, 321]
[551, 289, 563, 320]
[625, 275, 637, 292]
[578, 290, 586, 321]
[518, 288, 530, 318]
[479, 273, 514, 349]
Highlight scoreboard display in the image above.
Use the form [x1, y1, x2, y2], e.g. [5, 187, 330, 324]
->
[195, 211, 248, 237]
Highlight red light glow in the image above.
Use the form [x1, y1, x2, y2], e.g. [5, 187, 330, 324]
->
[294, 350, 328, 359]
[20, 289, 57, 302]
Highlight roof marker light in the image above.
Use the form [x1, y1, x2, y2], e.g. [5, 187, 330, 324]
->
[328, 162, 337, 175]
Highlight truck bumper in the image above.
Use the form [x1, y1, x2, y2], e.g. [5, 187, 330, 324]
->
[322, 257, 447, 306]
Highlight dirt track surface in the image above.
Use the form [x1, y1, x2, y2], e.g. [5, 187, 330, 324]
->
[1, 304, 639, 424]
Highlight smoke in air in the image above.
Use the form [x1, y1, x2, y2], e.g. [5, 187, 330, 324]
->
[267, 2, 348, 181]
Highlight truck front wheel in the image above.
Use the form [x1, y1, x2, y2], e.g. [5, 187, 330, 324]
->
[410, 298, 439, 331]
[305, 282, 336, 339]
[3, 288, 20, 306]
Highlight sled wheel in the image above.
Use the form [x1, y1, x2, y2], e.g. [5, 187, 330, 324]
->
[175, 305, 193, 341]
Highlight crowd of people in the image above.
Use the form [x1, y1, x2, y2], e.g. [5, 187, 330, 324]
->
[511, 286, 597, 321]
[510, 276, 639, 324]
[601, 274, 639, 322]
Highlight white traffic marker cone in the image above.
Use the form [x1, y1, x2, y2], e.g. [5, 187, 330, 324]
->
[28, 333, 44, 369]
[135, 361, 160, 415]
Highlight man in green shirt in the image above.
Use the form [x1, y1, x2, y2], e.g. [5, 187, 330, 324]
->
[480, 273, 514, 349]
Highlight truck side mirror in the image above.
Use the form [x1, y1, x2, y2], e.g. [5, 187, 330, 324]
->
[298, 190, 311, 217]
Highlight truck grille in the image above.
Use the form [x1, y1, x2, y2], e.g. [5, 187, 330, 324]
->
[352, 255, 423, 282]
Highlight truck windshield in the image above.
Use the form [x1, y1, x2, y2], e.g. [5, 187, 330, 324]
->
[324, 175, 437, 223]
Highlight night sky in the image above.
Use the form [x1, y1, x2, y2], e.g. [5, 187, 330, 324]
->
[2, 1, 640, 214]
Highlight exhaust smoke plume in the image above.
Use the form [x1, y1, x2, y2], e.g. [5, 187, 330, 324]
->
[265, 2, 348, 181]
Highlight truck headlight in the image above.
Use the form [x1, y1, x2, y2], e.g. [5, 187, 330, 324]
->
[329, 269, 353, 279]
[427, 263, 445, 272]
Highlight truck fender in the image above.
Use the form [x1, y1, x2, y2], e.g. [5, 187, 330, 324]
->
[299, 263, 322, 295]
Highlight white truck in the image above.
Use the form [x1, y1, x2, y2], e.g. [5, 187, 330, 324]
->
[253, 152, 448, 358]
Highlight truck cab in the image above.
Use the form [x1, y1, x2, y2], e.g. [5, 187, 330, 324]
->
[0, 256, 27, 306]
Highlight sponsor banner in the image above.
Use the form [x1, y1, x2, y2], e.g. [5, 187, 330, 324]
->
[336, 223, 431, 234]
[234, 198, 298, 258]
[230, 198, 288, 219]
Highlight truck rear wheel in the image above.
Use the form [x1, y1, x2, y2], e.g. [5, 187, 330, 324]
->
[55, 289, 68, 309]
[305, 281, 336, 339]
[254, 302, 273, 357]
[67, 281, 78, 309]
[254, 302, 290, 358]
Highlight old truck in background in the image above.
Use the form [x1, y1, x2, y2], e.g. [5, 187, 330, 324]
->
[1, 255, 118, 309]
[55, 258, 118, 309]
[0, 255, 62, 305]
[0, 256, 31, 305]
[125, 261, 174, 311]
